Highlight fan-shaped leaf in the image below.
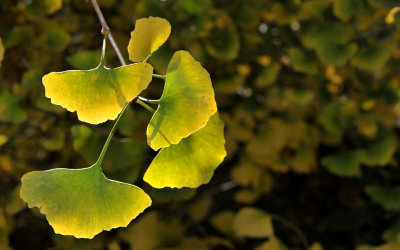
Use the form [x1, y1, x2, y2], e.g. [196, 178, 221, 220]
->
[144, 113, 225, 188]
[128, 17, 171, 62]
[0, 89, 27, 123]
[366, 185, 400, 210]
[233, 207, 274, 238]
[43, 63, 153, 124]
[147, 50, 217, 150]
[20, 165, 151, 239]
[321, 150, 364, 177]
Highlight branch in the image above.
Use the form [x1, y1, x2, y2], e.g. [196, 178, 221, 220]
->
[89, 0, 127, 66]
[88, 0, 155, 113]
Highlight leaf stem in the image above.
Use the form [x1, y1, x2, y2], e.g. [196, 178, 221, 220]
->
[95, 102, 129, 167]
[89, 0, 126, 65]
[152, 73, 166, 80]
[269, 214, 309, 250]
[136, 99, 156, 113]
[138, 96, 161, 104]
[89, 0, 155, 111]
[89, 0, 157, 168]
[99, 31, 108, 67]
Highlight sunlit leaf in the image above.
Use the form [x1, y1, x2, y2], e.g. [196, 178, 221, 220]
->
[128, 17, 171, 62]
[20, 165, 151, 239]
[43, 62, 153, 124]
[233, 207, 274, 238]
[366, 185, 400, 210]
[144, 113, 225, 188]
[147, 50, 217, 150]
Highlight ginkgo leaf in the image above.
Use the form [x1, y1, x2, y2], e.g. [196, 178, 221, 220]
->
[144, 113, 226, 188]
[255, 237, 288, 250]
[233, 207, 274, 238]
[20, 165, 151, 239]
[366, 185, 400, 210]
[43, 62, 153, 124]
[128, 17, 171, 62]
[0, 37, 4, 68]
[321, 150, 364, 177]
[147, 50, 217, 150]
[288, 48, 318, 75]
[0, 89, 27, 123]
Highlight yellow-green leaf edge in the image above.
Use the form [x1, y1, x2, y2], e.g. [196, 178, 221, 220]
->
[144, 113, 226, 188]
[43, 63, 153, 124]
[20, 165, 152, 239]
[147, 50, 217, 150]
[128, 16, 171, 62]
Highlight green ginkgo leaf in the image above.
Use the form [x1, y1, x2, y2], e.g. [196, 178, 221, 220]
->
[20, 165, 151, 239]
[366, 185, 400, 210]
[43, 62, 153, 124]
[315, 41, 357, 66]
[147, 50, 217, 150]
[288, 48, 318, 75]
[321, 150, 364, 177]
[0, 37, 4, 68]
[333, 0, 365, 22]
[144, 113, 226, 188]
[0, 89, 27, 123]
[128, 17, 171, 62]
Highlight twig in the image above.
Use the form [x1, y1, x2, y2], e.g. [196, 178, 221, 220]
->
[88, 0, 154, 112]
[89, 0, 127, 66]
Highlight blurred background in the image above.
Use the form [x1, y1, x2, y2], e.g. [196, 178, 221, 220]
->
[2, 0, 400, 249]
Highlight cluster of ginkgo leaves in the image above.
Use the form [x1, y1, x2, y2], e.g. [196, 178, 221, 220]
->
[19, 16, 226, 239]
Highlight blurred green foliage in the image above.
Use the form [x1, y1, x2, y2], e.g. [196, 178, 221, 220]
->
[2, 0, 400, 249]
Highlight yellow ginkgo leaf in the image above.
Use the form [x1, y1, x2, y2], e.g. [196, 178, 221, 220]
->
[144, 113, 226, 188]
[43, 63, 153, 124]
[128, 17, 171, 62]
[147, 50, 217, 150]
